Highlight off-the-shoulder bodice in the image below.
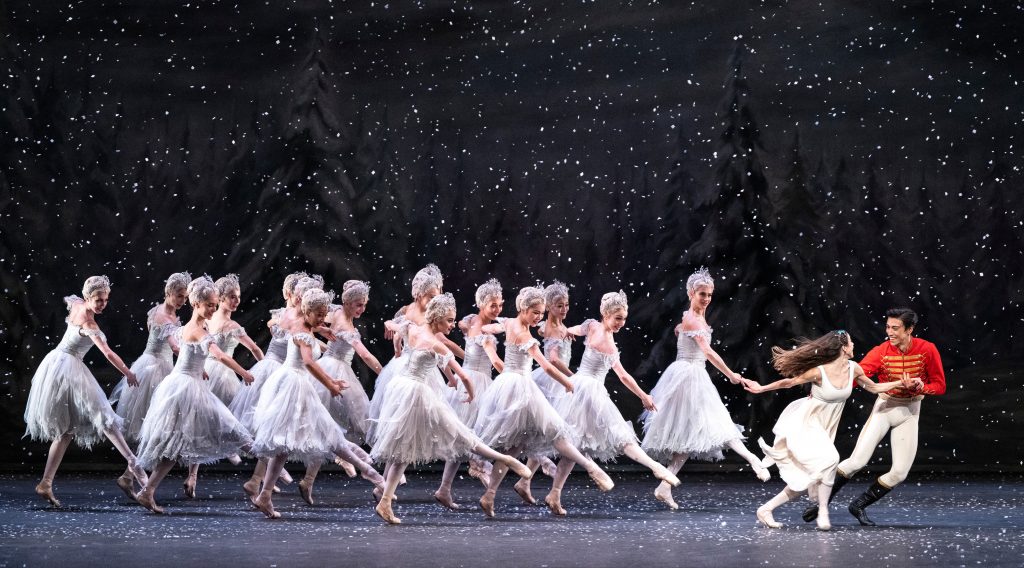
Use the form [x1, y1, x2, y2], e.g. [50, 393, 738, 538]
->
[325, 330, 361, 365]
[543, 337, 572, 365]
[576, 347, 619, 378]
[676, 327, 711, 363]
[143, 322, 179, 359]
[503, 339, 538, 375]
[207, 326, 246, 359]
[264, 323, 290, 363]
[173, 334, 214, 378]
[463, 334, 497, 374]
[284, 333, 321, 370]
[402, 348, 451, 382]
[56, 322, 106, 360]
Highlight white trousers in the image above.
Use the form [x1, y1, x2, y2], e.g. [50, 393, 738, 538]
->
[837, 395, 921, 488]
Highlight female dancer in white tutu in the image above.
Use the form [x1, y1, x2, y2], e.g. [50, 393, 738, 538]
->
[531, 281, 575, 402]
[24, 276, 149, 507]
[370, 293, 533, 524]
[745, 330, 915, 530]
[542, 291, 680, 515]
[133, 276, 254, 514]
[109, 271, 189, 498]
[641, 268, 770, 511]
[433, 279, 506, 509]
[474, 285, 614, 517]
[248, 288, 385, 519]
[204, 274, 265, 405]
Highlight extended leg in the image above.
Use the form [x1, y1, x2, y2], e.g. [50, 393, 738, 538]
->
[654, 452, 688, 510]
[623, 443, 680, 486]
[136, 458, 176, 514]
[253, 454, 286, 519]
[551, 438, 614, 491]
[435, 460, 462, 510]
[543, 458, 576, 516]
[36, 433, 74, 507]
[756, 487, 800, 528]
[375, 462, 407, 524]
[244, 458, 269, 500]
[726, 439, 770, 481]
[513, 457, 542, 505]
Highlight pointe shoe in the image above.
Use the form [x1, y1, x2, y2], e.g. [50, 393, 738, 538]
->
[271, 485, 281, 493]
[360, 467, 385, 488]
[756, 507, 782, 528]
[372, 486, 384, 504]
[434, 490, 461, 510]
[279, 469, 294, 485]
[479, 493, 496, 518]
[116, 473, 138, 501]
[375, 497, 401, 524]
[816, 512, 832, 531]
[503, 457, 533, 480]
[398, 474, 408, 486]
[35, 480, 61, 508]
[335, 457, 358, 478]
[653, 465, 681, 487]
[588, 468, 614, 492]
[539, 456, 558, 478]
[468, 460, 492, 488]
[653, 483, 679, 511]
[136, 491, 165, 514]
[227, 454, 242, 466]
[752, 463, 771, 482]
[544, 491, 567, 516]
[128, 460, 150, 488]
[242, 478, 262, 500]
[513, 479, 537, 505]
[254, 494, 281, 519]
[183, 477, 197, 499]
[298, 479, 315, 506]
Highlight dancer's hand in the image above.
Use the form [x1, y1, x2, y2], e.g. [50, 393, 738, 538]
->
[563, 381, 575, 394]
[326, 380, 344, 397]
[900, 373, 923, 391]
[202, 371, 210, 381]
[241, 370, 255, 384]
[448, 376, 458, 388]
[462, 391, 474, 404]
[640, 393, 657, 412]
[318, 326, 337, 342]
[730, 372, 745, 385]
[743, 381, 766, 394]
[125, 370, 139, 387]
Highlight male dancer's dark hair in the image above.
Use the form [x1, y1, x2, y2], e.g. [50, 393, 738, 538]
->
[885, 308, 918, 330]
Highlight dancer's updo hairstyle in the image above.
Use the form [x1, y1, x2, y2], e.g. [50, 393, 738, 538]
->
[214, 274, 240, 297]
[544, 281, 569, 307]
[301, 288, 335, 314]
[82, 275, 112, 299]
[293, 275, 325, 300]
[686, 267, 714, 294]
[515, 286, 546, 312]
[474, 279, 503, 308]
[599, 290, 629, 317]
[411, 264, 443, 299]
[341, 280, 370, 304]
[283, 272, 308, 297]
[164, 272, 192, 296]
[187, 275, 217, 306]
[425, 292, 457, 324]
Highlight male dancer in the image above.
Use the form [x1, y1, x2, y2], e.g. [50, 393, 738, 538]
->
[803, 308, 946, 526]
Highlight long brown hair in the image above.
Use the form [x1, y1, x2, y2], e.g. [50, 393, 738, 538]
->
[771, 330, 849, 378]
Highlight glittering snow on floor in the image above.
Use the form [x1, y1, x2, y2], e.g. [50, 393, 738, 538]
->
[1, 470, 1021, 567]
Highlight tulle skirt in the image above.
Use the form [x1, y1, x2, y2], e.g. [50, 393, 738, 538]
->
[531, 366, 569, 406]
[640, 360, 743, 461]
[474, 371, 573, 457]
[228, 356, 283, 433]
[370, 374, 481, 465]
[204, 358, 241, 405]
[366, 353, 407, 443]
[249, 366, 352, 465]
[443, 368, 493, 428]
[558, 373, 638, 461]
[759, 397, 845, 491]
[24, 350, 124, 449]
[135, 371, 252, 468]
[109, 352, 175, 442]
[317, 356, 370, 445]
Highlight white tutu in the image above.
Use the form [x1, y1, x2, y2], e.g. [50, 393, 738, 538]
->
[370, 349, 481, 465]
[366, 351, 407, 443]
[24, 346, 123, 449]
[204, 359, 241, 404]
[317, 356, 371, 445]
[228, 355, 283, 433]
[531, 367, 569, 406]
[641, 359, 743, 461]
[474, 371, 573, 457]
[443, 368, 493, 428]
[558, 373, 637, 461]
[109, 352, 175, 442]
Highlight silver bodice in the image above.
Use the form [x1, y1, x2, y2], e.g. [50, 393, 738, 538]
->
[56, 323, 105, 360]
[543, 337, 572, 365]
[284, 333, 321, 370]
[207, 327, 243, 360]
[324, 330, 361, 365]
[403, 348, 450, 382]
[503, 339, 538, 375]
[463, 335, 496, 374]
[576, 347, 618, 378]
[264, 324, 289, 363]
[142, 323, 178, 360]
[173, 338, 212, 378]
[676, 329, 711, 363]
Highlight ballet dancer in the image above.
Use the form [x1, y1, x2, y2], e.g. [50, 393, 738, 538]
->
[641, 268, 770, 511]
[23, 276, 149, 507]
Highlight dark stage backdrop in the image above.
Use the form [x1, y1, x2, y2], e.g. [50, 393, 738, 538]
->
[1, 2, 1021, 469]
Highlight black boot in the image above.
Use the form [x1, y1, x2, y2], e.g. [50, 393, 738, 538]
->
[848, 480, 891, 526]
[802, 474, 851, 522]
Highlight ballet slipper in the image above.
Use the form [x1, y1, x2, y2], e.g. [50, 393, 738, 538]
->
[272, 485, 281, 494]
[183, 477, 197, 499]
[653, 483, 679, 510]
[513, 479, 537, 505]
[375, 497, 401, 524]
[360, 467, 385, 487]
[479, 492, 496, 518]
[372, 486, 384, 504]
[136, 491, 165, 514]
[227, 454, 242, 466]
[298, 479, 315, 506]
[253, 493, 281, 519]
[752, 462, 771, 482]
[653, 464, 681, 487]
[468, 460, 492, 487]
[433, 490, 461, 510]
[587, 468, 614, 492]
[35, 480, 61, 508]
[503, 457, 533, 480]
[279, 469, 294, 485]
[335, 457, 358, 478]
[116, 473, 138, 501]
[398, 474, 408, 486]
[128, 460, 149, 488]
[539, 456, 558, 478]
[756, 507, 782, 528]
[242, 478, 261, 500]
[816, 510, 831, 531]
[544, 490, 567, 516]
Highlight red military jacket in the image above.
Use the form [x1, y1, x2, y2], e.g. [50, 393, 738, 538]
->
[859, 337, 946, 398]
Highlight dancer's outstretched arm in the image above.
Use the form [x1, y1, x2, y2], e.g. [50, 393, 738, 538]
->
[438, 346, 475, 402]
[353, 340, 384, 374]
[298, 339, 346, 396]
[209, 343, 256, 384]
[611, 361, 656, 411]
[85, 327, 137, 386]
[237, 330, 265, 362]
[690, 331, 746, 385]
[437, 334, 466, 360]
[743, 367, 819, 394]
[527, 343, 574, 393]
[481, 340, 504, 374]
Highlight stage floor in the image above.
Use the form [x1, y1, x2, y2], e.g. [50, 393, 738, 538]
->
[1, 470, 1021, 567]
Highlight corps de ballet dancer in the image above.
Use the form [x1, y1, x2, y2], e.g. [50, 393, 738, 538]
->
[23, 276, 149, 507]
[543, 291, 681, 515]
[369, 293, 534, 524]
[474, 285, 615, 518]
[801, 308, 944, 526]
[745, 330, 916, 530]
[433, 279, 507, 509]
[133, 276, 254, 514]
[248, 287, 385, 519]
[109, 271, 189, 498]
[641, 268, 770, 510]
